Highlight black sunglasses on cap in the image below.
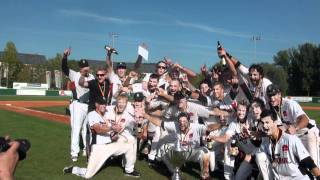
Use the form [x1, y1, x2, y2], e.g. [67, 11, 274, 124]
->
[96, 74, 105, 77]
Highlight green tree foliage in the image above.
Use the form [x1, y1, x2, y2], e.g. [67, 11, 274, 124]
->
[47, 53, 63, 72]
[16, 65, 33, 82]
[259, 63, 288, 95]
[273, 43, 320, 96]
[2, 41, 23, 87]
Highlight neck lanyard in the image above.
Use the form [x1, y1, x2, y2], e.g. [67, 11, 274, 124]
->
[98, 81, 106, 100]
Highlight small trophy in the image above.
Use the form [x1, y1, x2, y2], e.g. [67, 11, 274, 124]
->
[163, 139, 193, 180]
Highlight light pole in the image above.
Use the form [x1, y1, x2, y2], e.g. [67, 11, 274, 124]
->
[252, 35, 261, 61]
[109, 32, 119, 48]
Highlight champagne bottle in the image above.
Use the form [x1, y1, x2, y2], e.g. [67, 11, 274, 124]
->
[104, 45, 118, 55]
[217, 41, 226, 66]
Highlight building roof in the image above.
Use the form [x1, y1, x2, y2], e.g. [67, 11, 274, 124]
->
[0, 51, 156, 73]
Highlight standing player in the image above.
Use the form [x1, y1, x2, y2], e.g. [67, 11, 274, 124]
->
[61, 48, 95, 162]
[267, 84, 320, 167]
[260, 110, 320, 180]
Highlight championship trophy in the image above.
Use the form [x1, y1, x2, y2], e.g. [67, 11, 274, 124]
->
[162, 139, 193, 180]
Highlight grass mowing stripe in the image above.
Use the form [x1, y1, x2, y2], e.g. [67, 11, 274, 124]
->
[0, 109, 202, 180]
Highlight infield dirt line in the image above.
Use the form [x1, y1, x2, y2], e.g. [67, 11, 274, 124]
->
[0, 102, 69, 124]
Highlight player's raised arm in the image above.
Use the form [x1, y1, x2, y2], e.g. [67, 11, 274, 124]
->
[61, 48, 71, 76]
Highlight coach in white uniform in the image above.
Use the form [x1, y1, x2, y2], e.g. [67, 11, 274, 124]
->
[267, 84, 320, 167]
[61, 48, 95, 162]
[260, 109, 320, 180]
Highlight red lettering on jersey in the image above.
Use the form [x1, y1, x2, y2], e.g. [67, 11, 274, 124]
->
[188, 112, 194, 117]
[189, 133, 193, 139]
[282, 144, 289, 152]
[283, 111, 287, 117]
[275, 157, 288, 164]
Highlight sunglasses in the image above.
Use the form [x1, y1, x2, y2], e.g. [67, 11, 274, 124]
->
[96, 74, 105, 77]
[157, 66, 167, 69]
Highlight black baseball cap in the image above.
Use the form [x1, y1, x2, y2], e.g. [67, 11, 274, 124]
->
[79, 59, 89, 68]
[116, 62, 126, 69]
[95, 98, 107, 105]
[133, 92, 144, 102]
[266, 84, 281, 97]
[174, 91, 187, 101]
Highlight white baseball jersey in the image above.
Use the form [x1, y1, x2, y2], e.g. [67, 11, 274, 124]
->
[163, 102, 210, 123]
[142, 72, 169, 89]
[68, 69, 95, 101]
[211, 92, 234, 111]
[88, 111, 112, 144]
[163, 122, 206, 149]
[277, 98, 307, 125]
[237, 64, 272, 104]
[105, 106, 136, 139]
[225, 118, 250, 137]
[263, 131, 310, 180]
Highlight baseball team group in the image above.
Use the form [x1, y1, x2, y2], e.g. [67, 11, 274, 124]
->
[61, 44, 320, 180]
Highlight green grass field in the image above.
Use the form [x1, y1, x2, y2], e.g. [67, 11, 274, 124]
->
[0, 109, 204, 180]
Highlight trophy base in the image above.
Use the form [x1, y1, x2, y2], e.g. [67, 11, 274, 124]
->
[171, 168, 187, 180]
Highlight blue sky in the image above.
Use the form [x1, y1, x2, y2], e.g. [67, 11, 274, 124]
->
[1, 0, 319, 72]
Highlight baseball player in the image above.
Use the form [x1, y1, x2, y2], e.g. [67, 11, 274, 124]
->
[267, 84, 320, 167]
[260, 109, 320, 180]
[218, 47, 272, 105]
[63, 95, 140, 178]
[235, 98, 275, 180]
[209, 101, 251, 180]
[61, 48, 95, 162]
[141, 111, 215, 180]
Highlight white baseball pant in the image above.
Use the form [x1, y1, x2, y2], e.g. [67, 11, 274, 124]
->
[298, 125, 320, 167]
[71, 135, 137, 178]
[70, 101, 88, 157]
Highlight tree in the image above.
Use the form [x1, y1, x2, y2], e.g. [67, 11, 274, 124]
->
[16, 65, 33, 82]
[47, 53, 63, 72]
[259, 63, 288, 95]
[2, 41, 23, 87]
[273, 43, 320, 96]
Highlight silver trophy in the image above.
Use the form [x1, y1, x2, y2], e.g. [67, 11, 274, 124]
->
[163, 139, 193, 180]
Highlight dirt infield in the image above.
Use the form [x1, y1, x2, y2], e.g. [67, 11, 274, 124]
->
[0, 101, 70, 124]
[0, 100, 319, 125]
